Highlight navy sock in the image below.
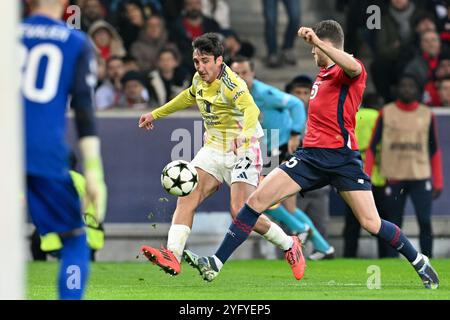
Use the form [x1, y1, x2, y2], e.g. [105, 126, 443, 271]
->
[58, 233, 90, 300]
[376, 219, 418, 263]
[215, 204, 260, 263]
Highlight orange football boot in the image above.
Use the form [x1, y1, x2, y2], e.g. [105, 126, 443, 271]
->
[141, 245, 181, 275]
[284, 236, 306, 280]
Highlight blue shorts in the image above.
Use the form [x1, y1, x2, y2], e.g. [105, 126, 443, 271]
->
[279, 147, 372, 193]
[27, 175, 84, 235]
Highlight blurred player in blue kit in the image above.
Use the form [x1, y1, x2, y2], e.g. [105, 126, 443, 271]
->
[21, 0, 107, 299]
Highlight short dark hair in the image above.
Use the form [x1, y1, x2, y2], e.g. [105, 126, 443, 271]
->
[122, 55, 137, 64]
[192, 33, 224, 60]
[285, 75, 313, 93]
[157, 46, 180, 62]
[106, 55, 123, 66]
[231, 55, 255, 71]
[313, 20, 344, 48]
[412, 12, 436, 30]
[121, 71, 146, 86]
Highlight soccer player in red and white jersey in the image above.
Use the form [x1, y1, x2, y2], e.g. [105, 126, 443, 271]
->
[187, 20, 439, 289]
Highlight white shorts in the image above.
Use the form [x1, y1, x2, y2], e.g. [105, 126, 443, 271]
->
[191, 144, 262, 187]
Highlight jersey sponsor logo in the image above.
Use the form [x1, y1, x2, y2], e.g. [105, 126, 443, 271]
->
[233, 90, 244, 101]
[389, 142, 423, 151]
[197, 89, 203, 97]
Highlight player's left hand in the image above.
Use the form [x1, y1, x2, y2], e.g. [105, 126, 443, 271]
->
[298, 27, 320, 46]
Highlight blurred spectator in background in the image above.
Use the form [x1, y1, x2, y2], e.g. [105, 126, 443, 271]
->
[147, 47, 190, 106]
[423, 52, 450, 105]
[170, 0, 221, 75]
[80, 0, 106, 32]
[371, 0, 421, 102]
[116, 0, 148, 51]
[343, 93, 388, 258]
[404, 30, 442, 90]
[95, 56, 125, 110]
[222, 29, 255, 65]
[122, 55, 141, 73]
[263, 0, 301, 68]
[130, 15, 173, 72]
[438, 75, 450, 106]
[285, 75, 313, 106]
[202, 0, 231, 29]
[412, 12, 438, 46]
[120, 71, 152, 110]
[365, 74, 444, 258]
[88, 20, 126, 64]
[285, 75, 332, 240]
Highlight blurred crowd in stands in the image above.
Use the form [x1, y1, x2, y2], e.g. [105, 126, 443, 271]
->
[341, 0, 450, 106]
[22, 0, 450, 109]
[23, 0, 256, 110]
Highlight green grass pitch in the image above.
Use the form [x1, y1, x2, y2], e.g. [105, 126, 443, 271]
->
[27, 259, 449, 300]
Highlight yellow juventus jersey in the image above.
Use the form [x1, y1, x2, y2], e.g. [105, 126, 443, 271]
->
[151, 64, 263, 153]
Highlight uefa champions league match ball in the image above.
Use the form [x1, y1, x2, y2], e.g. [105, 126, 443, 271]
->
[161, 160, 199, 196]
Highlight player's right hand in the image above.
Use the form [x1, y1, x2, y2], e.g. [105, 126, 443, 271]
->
[298, 27, 320, 46]
[139, 112, 155, 130]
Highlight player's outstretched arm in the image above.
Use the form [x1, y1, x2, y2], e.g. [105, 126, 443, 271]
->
[138, 87, 197, 130]
[298, 26, 362, 78]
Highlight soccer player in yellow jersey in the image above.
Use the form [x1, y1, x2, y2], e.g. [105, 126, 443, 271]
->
[138, 33, 304, 278]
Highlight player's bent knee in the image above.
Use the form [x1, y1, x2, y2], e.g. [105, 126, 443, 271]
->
[360, 217, 381, 235]
[246, 192, 267, 213]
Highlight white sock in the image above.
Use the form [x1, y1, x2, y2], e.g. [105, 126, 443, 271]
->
[167, 224, 191, 263]
[262, 222, 293, 251]
[212, 255, 223, 271]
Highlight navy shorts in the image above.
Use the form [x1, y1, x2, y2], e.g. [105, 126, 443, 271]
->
[279, 147, 372, 193]
[27, 175, 84, 235]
